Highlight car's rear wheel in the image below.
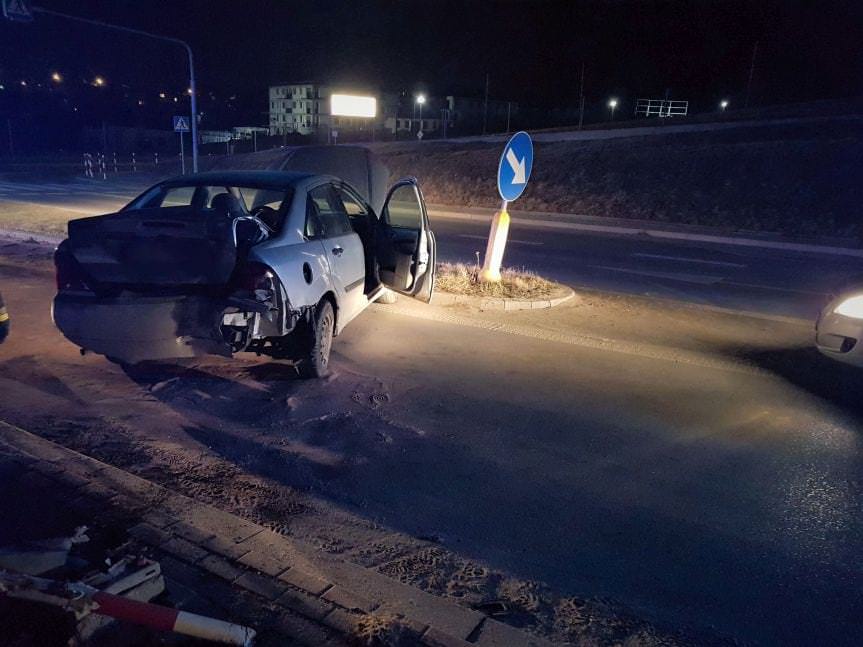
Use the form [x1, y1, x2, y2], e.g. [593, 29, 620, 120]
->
[297, 300, 334, 378]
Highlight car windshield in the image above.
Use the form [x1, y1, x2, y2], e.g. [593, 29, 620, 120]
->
[124, 183, 294, 232]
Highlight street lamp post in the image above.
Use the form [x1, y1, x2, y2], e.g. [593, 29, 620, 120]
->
[415, 94, 426, 139]
[26, 6, 200, 172]
[608, 98, 618, 121]
[720, 99, 729, 112]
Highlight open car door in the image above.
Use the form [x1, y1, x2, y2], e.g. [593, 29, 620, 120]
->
[375, 178, 436, 303]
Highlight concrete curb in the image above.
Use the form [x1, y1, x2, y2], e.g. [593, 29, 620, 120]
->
[434, 288, 576, 311]
[0, 420, 555, 647]
[428, 209, 863, 258]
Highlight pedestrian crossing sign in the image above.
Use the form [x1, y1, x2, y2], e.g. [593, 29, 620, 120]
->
[173, 116, 190, 132]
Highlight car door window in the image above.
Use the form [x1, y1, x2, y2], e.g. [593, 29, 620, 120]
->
[307, 185, 353, 237]
[382, 184, 423, 229]
[335, 186, 368, 218]
[305, 199, 325, 239]
[161, 186, 197, 207]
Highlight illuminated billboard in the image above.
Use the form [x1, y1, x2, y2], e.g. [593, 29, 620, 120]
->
[330, 94, 377, 118]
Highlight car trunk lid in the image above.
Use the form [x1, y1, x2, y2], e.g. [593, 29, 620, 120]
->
[67, 206, 238, 287]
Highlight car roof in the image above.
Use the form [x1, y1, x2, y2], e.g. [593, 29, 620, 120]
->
[160, 170, 315, 188]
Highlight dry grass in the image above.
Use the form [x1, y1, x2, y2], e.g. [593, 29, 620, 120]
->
[0, 200, 81, 236]
[435, 261, 559, 299]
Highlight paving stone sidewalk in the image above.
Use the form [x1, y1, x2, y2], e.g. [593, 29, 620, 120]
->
[0, 420, 556, 646]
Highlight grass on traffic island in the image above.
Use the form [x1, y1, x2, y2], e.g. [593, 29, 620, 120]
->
[435, 261, 560, 300]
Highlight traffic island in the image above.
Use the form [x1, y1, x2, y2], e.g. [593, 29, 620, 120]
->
[434, 262, 575, 311]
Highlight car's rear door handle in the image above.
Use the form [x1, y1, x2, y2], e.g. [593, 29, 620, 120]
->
[331, 246, 344, 256]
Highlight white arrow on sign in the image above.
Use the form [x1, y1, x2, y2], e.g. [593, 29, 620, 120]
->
[505, 147, 526, 184]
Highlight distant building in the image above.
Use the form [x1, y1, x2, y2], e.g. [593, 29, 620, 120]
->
[268, 83, 395, 138]
[267, 84, 514, 139]
[232, 126, 268, 140]
[383, 115, 442, 136]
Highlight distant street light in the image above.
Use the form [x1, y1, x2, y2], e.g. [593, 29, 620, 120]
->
[159, 92, 166, 99]
[19, 80, 27, 87]
[93, 76, 105, 87]
[720, 99, 729, 111]
[51, 72, 62, 83]
[608, 98, 618, 121]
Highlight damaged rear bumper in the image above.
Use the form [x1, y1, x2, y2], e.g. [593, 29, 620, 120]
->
[52, 292, 232, 364]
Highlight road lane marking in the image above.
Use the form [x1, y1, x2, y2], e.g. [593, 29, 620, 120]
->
[590, 265, 724, 285]
[631, 253, 746, 268]
[457, 234, 543, 246]
[382, 305, 770, 377]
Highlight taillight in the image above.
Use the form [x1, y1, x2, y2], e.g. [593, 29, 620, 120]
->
[232, 262, 274, 292]
[54, 246, 90, 292]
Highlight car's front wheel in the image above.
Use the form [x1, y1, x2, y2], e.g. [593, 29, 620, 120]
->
[297, 299, 335, 378]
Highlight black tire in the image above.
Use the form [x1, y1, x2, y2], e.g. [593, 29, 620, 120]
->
[377, 288, 398, 304]
[298, 299, 335, 378]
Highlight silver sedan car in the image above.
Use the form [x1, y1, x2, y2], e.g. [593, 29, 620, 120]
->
[52, 162, 436, 378]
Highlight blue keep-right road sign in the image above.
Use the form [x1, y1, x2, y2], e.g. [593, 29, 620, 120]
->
[497, 131, 533, 202]
[173, 115, 190, 132]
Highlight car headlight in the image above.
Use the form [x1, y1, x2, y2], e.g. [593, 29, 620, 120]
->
[834, 295, 863, 319]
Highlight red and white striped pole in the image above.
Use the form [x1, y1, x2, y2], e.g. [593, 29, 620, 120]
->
[1, 570, 255, 646]
[92, 591, 256, 645]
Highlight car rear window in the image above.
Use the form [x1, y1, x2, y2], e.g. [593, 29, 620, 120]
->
[124, 183, 294, 233]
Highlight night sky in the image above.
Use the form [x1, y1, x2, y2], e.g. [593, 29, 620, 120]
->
[1, 0, 862, 131]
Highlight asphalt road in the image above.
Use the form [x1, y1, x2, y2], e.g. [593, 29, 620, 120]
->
[431, 217, 863, 321]
[2, 177, 862, 320]
[338, 301, 863, 646]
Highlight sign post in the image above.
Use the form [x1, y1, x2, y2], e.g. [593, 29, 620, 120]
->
[480, 131, 533, 282]
[173, 115, 190, 175]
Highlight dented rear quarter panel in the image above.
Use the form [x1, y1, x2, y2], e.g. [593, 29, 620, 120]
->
[249, 176, 338, 315]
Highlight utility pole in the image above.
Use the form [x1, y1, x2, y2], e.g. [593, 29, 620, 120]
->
[577, 61, 585, 130]
[744, 41, 759, 108]
[482, 73, 489, 135]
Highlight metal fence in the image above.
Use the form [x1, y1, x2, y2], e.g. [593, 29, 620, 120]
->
[635, 99, 689, 118]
